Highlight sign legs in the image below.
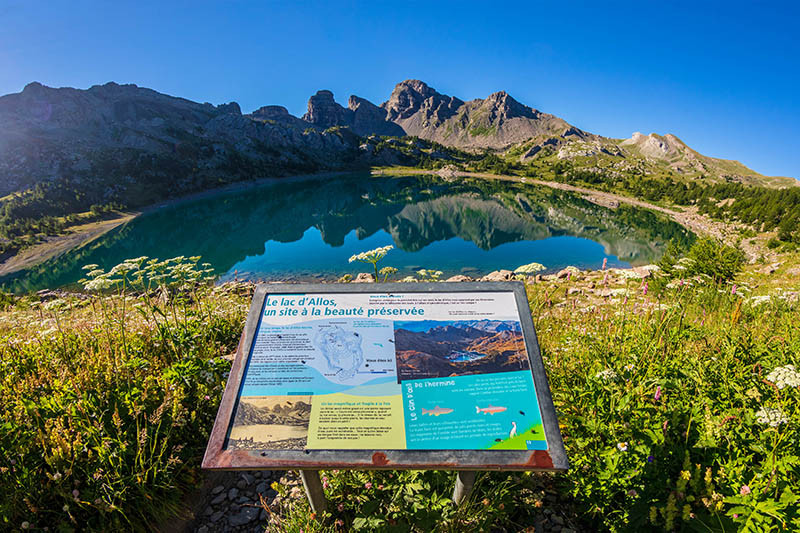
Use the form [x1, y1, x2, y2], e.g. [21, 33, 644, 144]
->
[300, 469, 328, 514]
[452, 470, 477, 505]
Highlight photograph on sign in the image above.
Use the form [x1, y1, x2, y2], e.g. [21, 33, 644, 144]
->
[224, 291, 547, 452]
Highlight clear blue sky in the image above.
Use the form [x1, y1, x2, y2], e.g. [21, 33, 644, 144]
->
[2, 1, 798, 179]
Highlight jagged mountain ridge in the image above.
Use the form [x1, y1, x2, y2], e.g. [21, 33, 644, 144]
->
[299, 79, 793, 187]
[0, 79, 793, 203]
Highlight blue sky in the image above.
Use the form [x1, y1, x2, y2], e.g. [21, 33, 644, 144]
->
[1, 1, 798, 179]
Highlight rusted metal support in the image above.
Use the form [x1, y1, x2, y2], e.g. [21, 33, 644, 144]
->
[300, 469, 328, 514]
[452, 470, 477, 505]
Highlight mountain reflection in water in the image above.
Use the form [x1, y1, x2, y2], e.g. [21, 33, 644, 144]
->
[0, 174, 694, 292]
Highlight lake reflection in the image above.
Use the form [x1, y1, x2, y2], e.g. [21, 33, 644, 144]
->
[1, 174, 694, 291]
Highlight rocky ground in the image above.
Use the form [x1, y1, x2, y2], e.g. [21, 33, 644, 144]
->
[179, 469, 586, 533]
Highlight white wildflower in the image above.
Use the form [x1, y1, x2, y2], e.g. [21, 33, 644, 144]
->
[514, 262, 546, 274]
[766, 365, 800, 389]
[595, 368, 618, 381]
[755, 407, 788, 427]
[348, 245, 393, 264]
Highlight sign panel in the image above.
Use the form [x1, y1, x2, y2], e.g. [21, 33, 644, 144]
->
[203, 282, 567, 471]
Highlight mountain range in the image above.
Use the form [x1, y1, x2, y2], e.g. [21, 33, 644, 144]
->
[0, 79, 794, 203]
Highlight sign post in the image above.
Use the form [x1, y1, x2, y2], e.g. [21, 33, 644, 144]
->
[203, 282, 567, 511]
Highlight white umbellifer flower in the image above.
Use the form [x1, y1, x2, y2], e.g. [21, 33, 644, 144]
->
[755, 407, 788, 427]
[348, 245, 393, 263]
[766, 365, 800, 389]
[514, 262, 546, 274]
[748, 295, 771, 305]
[595, 368, 618, 381]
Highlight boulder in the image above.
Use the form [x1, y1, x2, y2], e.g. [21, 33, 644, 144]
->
[445, 275, 473, 282]
[353, 273, 375, 283]
[480, 270, 514, 282]
[556, 266, 580, 279]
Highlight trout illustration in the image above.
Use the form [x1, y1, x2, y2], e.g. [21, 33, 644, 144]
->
[476, 405, 507, 415]
[421, 406, 454, 416]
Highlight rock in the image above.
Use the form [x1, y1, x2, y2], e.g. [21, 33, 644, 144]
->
[556, 266, 581, 279]
[210, 493, 227, 505]
[240, 473, 255, 485]
[445, 275, 473, 282]
[256, 481, 267, 494]
[353, 272, 375, 283]
[228, 506, 260, 526]
[236, 479, 248, 490]
[480, 269, 514, 282]
[209, 511, 224, 523]
[567, 287, 582, 295]
[228, 487, 239, 501]
[211, 485, 225, 495]
[197, 526, 209, 533]
[203, 506, 214, 516]
[759, 262, 782, 274]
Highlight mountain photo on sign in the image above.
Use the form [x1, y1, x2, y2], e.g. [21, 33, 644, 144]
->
[393, 320, 529, 381]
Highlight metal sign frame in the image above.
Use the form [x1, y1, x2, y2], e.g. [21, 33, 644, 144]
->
[202, 281, 568, 471]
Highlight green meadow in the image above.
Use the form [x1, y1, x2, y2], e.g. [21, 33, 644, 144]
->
[1, 245, 798, 532]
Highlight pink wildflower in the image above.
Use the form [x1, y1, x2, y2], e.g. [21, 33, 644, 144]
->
[731, 284, 737, 295]
[364, 482, 373, 489]
[603, 273, 609, 285]
[204, 395, 210, 400]
[740, 485, 751, 496]
[337, 503, 345, 512]
[654, 386, 662, 401]
[642, 282, 648, 296]
[602, 258, 608, 270]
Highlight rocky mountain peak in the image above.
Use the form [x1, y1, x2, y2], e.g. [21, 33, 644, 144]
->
[382, 79, 463, 122]
[301, 89, 350, 128]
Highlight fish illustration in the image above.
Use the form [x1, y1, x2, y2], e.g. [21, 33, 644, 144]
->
[421, 406, 454, 416]
[476, 405, 507, 415]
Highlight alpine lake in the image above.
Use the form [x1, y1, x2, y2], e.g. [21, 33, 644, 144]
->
[0, 173, 695, 292]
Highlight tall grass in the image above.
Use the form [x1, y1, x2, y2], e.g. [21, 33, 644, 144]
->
[0, 258, 248, 531]
[1, 256, 798, 531]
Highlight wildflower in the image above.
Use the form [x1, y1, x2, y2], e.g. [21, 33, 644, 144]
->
[766, 364, 800, 389]
[364, 482, 373, 489]
[617, 442, 628, 452]
[602, 258, 608, 270]
[204, 395, 210, 401]
[740, 485, 751, 496]
[335, 519, 344, 527]
[647, 455, 655, 463]
[72, 489, 79, 498]
[649, 506, 658, 524]
[62, 504, 69, 512]
[337, 503, 345, 512]
[514, 262, 546, 274]
[323, 480, 330, 489]
[642, 282, 648, 296]
[377, 484, 384, 490]
[21, 522, 30, 530]
[755, 407, 788, 427]
[731, 284, 737, 295]
[628, 489, 638, 497]
[654, 386, 662, 401]
[595, 368, 618, 381]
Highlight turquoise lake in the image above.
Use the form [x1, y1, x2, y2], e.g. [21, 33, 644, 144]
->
[0, 174, 694, 291]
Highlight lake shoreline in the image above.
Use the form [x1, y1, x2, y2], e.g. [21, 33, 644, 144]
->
[0, 166, 724, 286]
[0, 170, 356, 280]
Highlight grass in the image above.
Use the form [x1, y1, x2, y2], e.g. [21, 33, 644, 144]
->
[1, 252, 799, 531]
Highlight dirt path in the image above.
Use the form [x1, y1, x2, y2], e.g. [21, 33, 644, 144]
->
[0, 214, 137, 277]
[373, 168, 764, 260]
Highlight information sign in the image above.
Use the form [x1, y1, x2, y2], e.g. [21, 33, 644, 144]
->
[203, 282, 567, 471]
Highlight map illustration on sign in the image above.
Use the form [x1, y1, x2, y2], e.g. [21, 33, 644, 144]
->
[314, 325, 364, 380]
[225, 291, 547, 451]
